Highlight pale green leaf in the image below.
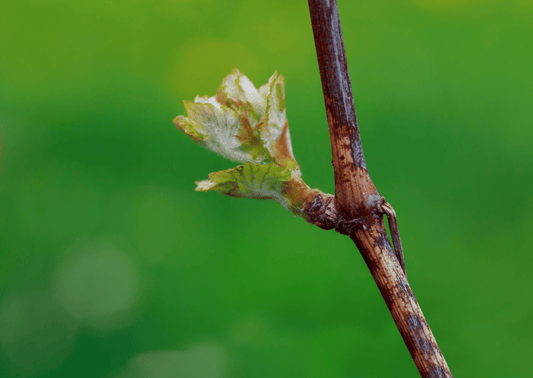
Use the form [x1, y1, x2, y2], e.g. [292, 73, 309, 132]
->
[175, 68, 297, 169]
[175, 68, 329, 221]
[195, 163, 292, 209]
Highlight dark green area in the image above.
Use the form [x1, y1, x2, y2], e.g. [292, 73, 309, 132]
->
[1, 0, 532, 377]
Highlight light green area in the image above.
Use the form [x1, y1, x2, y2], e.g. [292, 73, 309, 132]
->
[197, 163, 290, 199]
[177, 69, 312, 218]
[175, 68, 298, 170]
[1, 1, 533, 377]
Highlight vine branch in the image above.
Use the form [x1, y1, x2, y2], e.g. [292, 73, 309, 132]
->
[307, 1, 453, 376]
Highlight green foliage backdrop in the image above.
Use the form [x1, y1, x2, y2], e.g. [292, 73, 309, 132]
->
[1, 0, 532, 377]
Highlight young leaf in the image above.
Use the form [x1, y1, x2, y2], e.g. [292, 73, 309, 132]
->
[174, 68, 331, 225]
[195, 162, 292, 208]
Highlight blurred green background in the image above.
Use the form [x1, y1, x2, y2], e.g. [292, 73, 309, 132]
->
[1, 0, 532, 377]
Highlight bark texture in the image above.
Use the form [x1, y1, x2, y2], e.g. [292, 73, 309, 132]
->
[307, 1, 453, 377]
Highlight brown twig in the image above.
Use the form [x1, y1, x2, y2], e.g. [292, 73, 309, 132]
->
[378, 198, 406, 276]
[307, 1, 453, 377]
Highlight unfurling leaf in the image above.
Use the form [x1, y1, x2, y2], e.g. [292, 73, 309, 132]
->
[196, 162, 291, 206]
[175, 68, 330, 222]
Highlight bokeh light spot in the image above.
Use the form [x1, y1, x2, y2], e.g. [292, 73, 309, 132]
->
[117, 342, 227, 378]
[52, 237, 142, 332]
[168, 38, 260, 97]
[0, 289, 80, 377]
[230, 314, 268, 346]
